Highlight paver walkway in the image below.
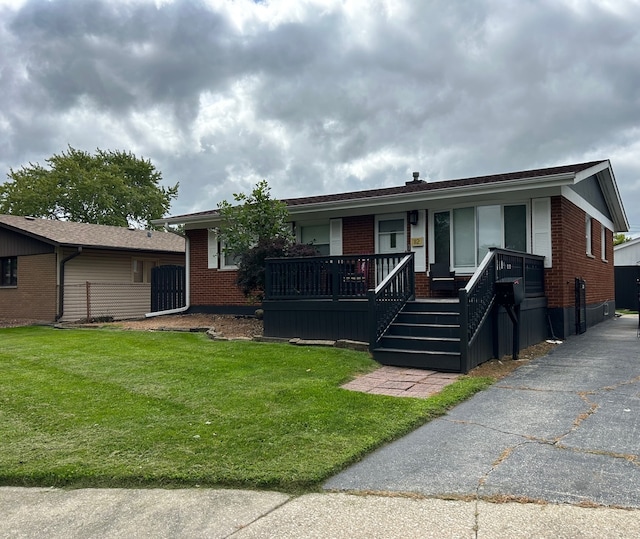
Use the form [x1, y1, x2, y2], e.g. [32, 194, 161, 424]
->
[342, 365, 460, 398]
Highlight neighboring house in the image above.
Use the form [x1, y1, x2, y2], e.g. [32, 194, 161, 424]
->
[613, 237, 640, 310]
[155, 160, 628, 372]
[0, 215, 185, 322]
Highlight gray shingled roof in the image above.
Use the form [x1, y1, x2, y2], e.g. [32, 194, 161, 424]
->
[165, 160, 605, 221]
[0, 215, 184, 253]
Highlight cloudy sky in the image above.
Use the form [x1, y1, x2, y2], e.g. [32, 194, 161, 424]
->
[1, 0, 640, 233]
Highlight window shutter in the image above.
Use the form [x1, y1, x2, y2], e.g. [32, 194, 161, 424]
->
[330, 218, 343, 256]
[207, 229, 219, 269]
[532, 198, 552, 268]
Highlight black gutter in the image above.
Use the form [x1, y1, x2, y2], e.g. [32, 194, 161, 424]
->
[56, 246, 82, 321]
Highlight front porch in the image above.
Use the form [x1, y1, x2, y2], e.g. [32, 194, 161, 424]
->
[263, 249, 548, 373]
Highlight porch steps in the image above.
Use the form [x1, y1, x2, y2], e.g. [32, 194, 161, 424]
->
[372, 299, 462, 372]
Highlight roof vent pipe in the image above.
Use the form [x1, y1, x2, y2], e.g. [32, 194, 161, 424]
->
[405, 171, 425, 186]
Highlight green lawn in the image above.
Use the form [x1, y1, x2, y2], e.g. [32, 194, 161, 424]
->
[0, 326, 492, 492]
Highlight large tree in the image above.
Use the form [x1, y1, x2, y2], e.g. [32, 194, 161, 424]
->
[0, 146, 178, 228]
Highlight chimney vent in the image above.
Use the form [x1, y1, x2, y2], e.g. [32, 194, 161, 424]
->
[405, 171, 425, 186]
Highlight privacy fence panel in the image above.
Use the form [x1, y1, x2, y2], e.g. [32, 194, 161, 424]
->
[151, 265, 186, 312]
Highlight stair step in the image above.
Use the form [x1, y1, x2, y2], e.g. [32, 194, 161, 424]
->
[396, 311, 460, 325]
[387, 323, 460, 338]
[380, 335, 460, 352]
[372, 348, 462, 372]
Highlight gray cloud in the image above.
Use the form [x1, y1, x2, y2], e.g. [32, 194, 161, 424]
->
[1, 0, 640, 233]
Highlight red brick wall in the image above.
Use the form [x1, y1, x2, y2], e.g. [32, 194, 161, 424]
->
[0, 253, 57, 321]
[342, 215, 375, 254]
[187, 229, 247, 307]
[416, 273, 429, 297]
[546, 196, 614, 309]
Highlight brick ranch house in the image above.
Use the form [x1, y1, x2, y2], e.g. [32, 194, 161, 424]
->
[155, 160, 628, 372]
[0, 215, 185, 323]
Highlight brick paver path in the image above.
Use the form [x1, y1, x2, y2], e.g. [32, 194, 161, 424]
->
[342, 366, 460, 398]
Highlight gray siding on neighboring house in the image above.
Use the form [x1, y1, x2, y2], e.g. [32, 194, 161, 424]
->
[0, 227, 54, 257]
[60, 249, 184, 321]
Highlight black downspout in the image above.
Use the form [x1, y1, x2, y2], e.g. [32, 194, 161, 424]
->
[56, 247, 82, 321]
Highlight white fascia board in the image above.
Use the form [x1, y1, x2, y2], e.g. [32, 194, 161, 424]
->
[561, 186, 615, 230]
[573, 160, 629, 232]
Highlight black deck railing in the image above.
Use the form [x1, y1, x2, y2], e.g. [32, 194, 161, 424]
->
[459, 248, 545, 371]
[265, 253, 407, 300]
[367, 253, 415, 347]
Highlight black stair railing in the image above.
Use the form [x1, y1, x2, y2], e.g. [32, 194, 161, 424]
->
[367, 252, 415, 348]
[459, 248, 546, 372]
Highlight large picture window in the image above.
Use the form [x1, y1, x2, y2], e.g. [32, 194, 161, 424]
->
[433, 204, 528, 271]
[0, 257, 17, 286]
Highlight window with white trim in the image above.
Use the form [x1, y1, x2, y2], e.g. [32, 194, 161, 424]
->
[376, 215, 406, 254]
[586, 215, 593, 256]
[300, 223, 330, 255]
[601, 225, 607, 261]
[221, 242, 241, 269]
[432, 203, 528, 271]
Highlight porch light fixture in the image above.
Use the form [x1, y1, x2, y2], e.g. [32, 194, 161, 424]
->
[409, 210, 419, 226]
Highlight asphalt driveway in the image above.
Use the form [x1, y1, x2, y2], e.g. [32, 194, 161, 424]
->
[324, 314, 640, 508]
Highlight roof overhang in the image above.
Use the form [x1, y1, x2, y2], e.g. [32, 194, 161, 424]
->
[154, 160, 629, 232]
[156, 171, 580, 228]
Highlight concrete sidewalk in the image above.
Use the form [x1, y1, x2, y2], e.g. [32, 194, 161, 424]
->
[1, 486, 639, 538]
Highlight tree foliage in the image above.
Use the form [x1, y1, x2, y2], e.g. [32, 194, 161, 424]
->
[217, 180, 317, 300]
[614, 233, 632, 246]
[0, 146, 178, 228]
[217, 179, 293, 255]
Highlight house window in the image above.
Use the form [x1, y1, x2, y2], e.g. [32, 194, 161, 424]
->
[453, 207, 475, 268]
[586, 216, 593, 256]
[477, 205, 502, 264]
[0, 257, 17, 286]
[377, 215, 406, 254]
[601, 225, 607, 261]
[433, 211, 450, 265]
[433, 204, 528, 271]
[132, 259, 157, 283]
[300, 224, 330, 255]
[504, 205, 527, 252]
[221, 242, 241, 269]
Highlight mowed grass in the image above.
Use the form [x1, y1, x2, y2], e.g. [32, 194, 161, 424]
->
[0, 327, 492, 491]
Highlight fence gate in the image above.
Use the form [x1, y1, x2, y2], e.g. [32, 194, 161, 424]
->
[575, 277, 587, 335]
[151, 265, 186, 312]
